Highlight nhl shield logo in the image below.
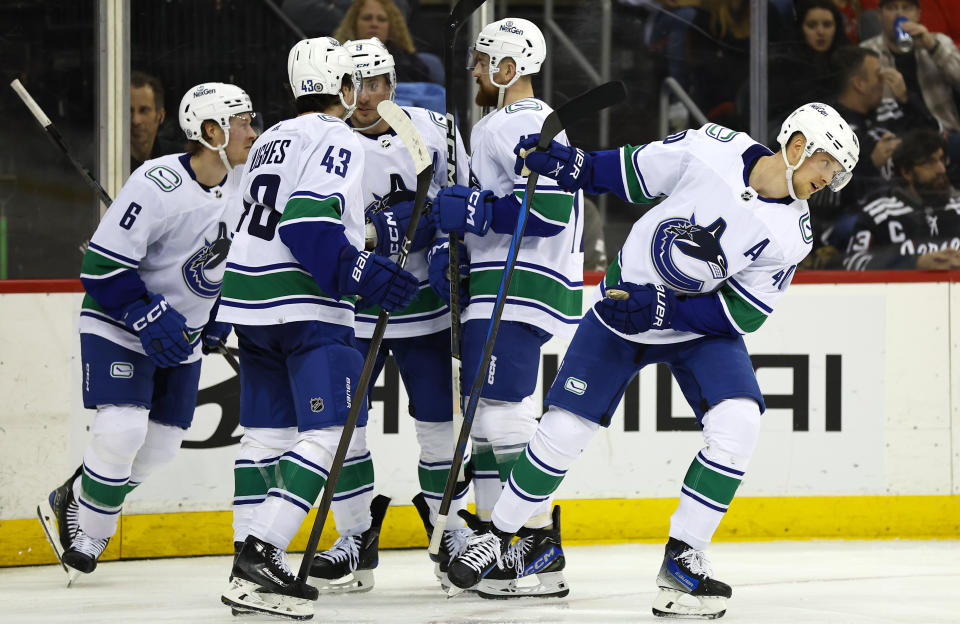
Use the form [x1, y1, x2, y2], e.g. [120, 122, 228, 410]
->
[310, 397, 325, 412]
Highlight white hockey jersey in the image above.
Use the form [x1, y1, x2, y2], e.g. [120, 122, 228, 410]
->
[353, 106, 469, 339]
[467, 98, 583, 339]
[219, 113, 365, 327]
[79, 153, 244, 362]
[598, 123, 813, 344]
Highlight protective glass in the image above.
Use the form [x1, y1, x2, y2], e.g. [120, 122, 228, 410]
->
[360, 75, 391, 96]
[467, 49, 489, 72]
[812, 149, 850, 191]
[230, 111, 262, 136]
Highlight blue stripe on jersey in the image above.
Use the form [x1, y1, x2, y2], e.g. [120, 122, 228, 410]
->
[727, 277, 773, 313]
[225, 261, 306, 274]
[469, 295, 579, 324]
[470, 261, 583, 287]
[88, 242, 140, 267]
[332, 485, 374, 502]
[355, 307, 448, 324]
[697, 451, 745, 477]
[489, 194, 564, 237]
[221, 296, 354, 311]
[80, 310, 136, 335]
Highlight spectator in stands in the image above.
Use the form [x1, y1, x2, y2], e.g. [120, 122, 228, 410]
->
[844, 127, 960, 269]
[334, 0, 432, 83]
[130, 71, 180, 171]
[770, 0, 851, 122]
[832, 0, 864, 43]
[860, 0, 960, 182]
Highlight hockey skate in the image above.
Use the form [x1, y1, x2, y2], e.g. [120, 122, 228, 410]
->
[222, 536, 318, 620]
[476, 505, 569, 600]
[652, 537, 732, 619]
[61, 530, 110, 575]
[411, 492, 473, 589]
[308, 494, 390, 593]
[36, 466, 83, 586]
[444, 509, 512, 597]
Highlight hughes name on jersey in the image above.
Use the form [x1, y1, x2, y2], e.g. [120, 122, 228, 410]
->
[468, 97, 583, 337]
[218, 113, 365, 328]
[354, 106, 469, 339]
[79, 153, 243, 360]
[597, 124, 812, 343]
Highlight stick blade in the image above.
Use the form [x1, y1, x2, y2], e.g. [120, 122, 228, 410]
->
[448, 0, 486, 29]
[377, 100, 432, 174]
[537, 80, 628, 148]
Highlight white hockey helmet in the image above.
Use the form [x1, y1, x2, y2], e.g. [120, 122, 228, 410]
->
[179, 82, 254, 169]
[777, 102, 860, 199]
[474, 17, 546, 89]
[287, 37, 360, 118]
[344, 37, 396, 90]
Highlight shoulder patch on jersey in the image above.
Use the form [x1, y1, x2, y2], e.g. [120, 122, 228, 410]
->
[144, 165, 182, 192]
[428, 110, 446, 128]
[704, 123, 739, 142]
[317, 113, 342, 123]
[799, 213, 813, 244]
[505, 99, 543, 114]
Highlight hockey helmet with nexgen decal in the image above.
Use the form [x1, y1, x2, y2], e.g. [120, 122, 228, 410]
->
[179, 82, 256, 169]
[474, 18, 546, 88]
[777, 102, 860, 199]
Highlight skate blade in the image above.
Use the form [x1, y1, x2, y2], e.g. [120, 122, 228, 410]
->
[222, 578, 314, 621]
[445, 584, 467, 598]
[307, 569, 374, 594]
[477, 571, 570, 600]
[652, 588, 726, 619]
[36, 502, 72, 583]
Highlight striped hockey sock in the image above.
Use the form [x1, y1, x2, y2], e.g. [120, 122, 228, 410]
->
[669, 450, 745, 550]
[330, 451, 375, 535]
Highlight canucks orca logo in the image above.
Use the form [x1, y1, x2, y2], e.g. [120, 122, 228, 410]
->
[182, 222, 231, 298]
[651, 215, 728, 293]
[365, 173, 412, 216]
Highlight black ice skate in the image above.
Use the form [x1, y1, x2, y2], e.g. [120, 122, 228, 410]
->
[61, 530, 110, 575]
[308, 494, 390, 593]
[411, 492, 473, 588]
[222, 536, 318, 621]
[652, 537, 732, 619]
[477, 505, 569, 599]
[36, 466, 83, 586]
[444, 509, 512, 596]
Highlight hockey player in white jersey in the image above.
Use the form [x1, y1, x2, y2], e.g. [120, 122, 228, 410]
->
[218, 37, 418, 620]
[430, 17, 581, 599]
[37, 83, 257, 583]
[303, 37, 473, 593]
[446, 103, 859, 618]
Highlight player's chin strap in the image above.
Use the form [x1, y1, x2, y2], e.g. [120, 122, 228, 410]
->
[199, 132, 234, 171]
[490, 63, 520, 110]
[781, 148, 807, 201]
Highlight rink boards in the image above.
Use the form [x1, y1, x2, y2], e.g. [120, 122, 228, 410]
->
[1, 272, 959, 566]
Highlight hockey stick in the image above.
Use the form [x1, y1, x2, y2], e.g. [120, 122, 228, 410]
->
[442, 0, 485, 476]
[296, 99, 434, 580]
[9, 78, 113, 207]
[428, 81, 628, 556]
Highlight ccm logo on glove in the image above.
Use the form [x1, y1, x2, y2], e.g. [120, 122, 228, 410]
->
[131, 298, 170, 332]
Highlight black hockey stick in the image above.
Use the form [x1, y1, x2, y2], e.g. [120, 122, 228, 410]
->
[442, 0, 485, 483]
[429, 81, 628, 555]
[296, 100, 434, 580]
[11, 76, 243, 374]
[9, 78, 113, 207]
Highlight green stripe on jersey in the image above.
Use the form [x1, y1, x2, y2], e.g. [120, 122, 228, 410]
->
[280, 196, 343, 222]
[357, 284, 445, 318]
[81, 248, 134, 277]
[604, 254, 623, 288]
[511, 189, 574, 224]
[221, 268, 354, 305]
[621, 145, 657, 204]
[469, 268, 581, 318]
[719, 283, 768, 333]
[682, 456, 742, 506]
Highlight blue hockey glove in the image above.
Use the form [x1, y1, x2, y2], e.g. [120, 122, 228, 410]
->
[201, 321, 232, 355]
[368, 198, 437, 256]
[435, 185, 494, 236]
[426, 239, 469, 308]
[338, 246, 419, 312]
[514, 134, 591, 193]
[594, 283, 674, 334]
[121, 294, 192, 367]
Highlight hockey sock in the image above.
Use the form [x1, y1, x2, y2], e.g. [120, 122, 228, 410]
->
[233, 427, 296, 543]
[492, 407, 598, 534]
[414, 420, 467, 528]
[669, 398, 760, 550]
[330, 427, 374, 536]
[248, 427, 341, 550]
[470, 441, 501, 521]
[129, 420, 187, 484]
[77, 405, 150, 540]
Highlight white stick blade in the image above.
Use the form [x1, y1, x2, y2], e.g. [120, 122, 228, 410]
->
[377, 100, 431, 174]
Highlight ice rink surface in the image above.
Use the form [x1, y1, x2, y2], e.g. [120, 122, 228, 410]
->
[2, 540, 958, 623]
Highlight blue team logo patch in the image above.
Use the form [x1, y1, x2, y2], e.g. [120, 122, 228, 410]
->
[651, 215, 728, 293]
[799, 213, 813, 244]
[181, 222, 231, 298]
[145, 165, 182, 191]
